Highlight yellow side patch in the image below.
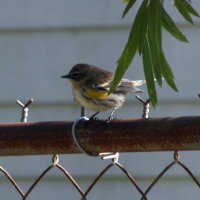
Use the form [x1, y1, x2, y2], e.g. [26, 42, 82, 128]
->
[86, 88, 108, 99]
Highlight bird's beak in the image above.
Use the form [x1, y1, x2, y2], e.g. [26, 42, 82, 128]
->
[61, 74, 70, 79]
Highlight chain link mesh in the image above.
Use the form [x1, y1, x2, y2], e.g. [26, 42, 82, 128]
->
[0, 151, 200, 200]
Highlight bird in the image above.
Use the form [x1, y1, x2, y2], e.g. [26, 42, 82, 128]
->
[61, 63, 145, 121]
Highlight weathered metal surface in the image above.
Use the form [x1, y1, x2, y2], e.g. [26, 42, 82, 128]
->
[0, 116, 199, 156]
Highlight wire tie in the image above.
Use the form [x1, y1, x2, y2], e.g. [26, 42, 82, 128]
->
[16, 98, 34, 122]
[135, 95, 150, 119]
[52, 154, 59, 166]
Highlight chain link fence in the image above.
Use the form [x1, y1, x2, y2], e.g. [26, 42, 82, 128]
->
[0, 95, 200, 199]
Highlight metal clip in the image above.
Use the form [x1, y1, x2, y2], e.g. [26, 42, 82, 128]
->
[72, 117, 119, 161]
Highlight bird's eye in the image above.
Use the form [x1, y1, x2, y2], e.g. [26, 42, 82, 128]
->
[73, 72, 79, 77]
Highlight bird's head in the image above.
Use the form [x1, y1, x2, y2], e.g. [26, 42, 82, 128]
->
[61, 64, 92, 81]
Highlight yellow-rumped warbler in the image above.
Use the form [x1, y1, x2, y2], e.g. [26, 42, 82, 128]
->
[61, 63, 145, 120]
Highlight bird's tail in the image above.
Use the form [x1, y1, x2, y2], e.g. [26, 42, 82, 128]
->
[117, 79, 145, 93]
[118, 78, 162, 93]
[130, 78, 164, 92]
[131, 80, 146, 86]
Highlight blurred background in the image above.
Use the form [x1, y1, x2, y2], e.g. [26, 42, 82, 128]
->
[0, 0, 200, 199]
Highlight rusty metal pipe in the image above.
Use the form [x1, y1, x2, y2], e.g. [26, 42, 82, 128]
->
[0, 116, 200, 156]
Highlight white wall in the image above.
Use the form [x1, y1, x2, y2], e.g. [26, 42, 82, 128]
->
[0, 1, 200, 199]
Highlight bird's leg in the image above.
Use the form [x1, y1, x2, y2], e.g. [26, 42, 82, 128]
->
[89, 112, 99, 120]
[105, 109, 115, 123]
[81, 106, 86, 117]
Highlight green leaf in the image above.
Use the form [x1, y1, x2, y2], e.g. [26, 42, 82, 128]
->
[161, 5, 188, 42]
[123, 0, 130, 3]
[147, 31, 162, 86]
[110, 43, 138, 94]
[160, 50, 178, 92]
[142, 38, 157, 107]
[174, 0, 193, 23]
[122, 0, 137, 18]
[138, 4, 148, 54]
[148, 0, 162, 45]
[110, 0, 148, 94]
[184, 0, 200, 17]
[147, 0, 162, 85]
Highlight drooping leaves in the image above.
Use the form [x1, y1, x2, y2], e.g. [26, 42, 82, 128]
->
[110, 0, 199, 106]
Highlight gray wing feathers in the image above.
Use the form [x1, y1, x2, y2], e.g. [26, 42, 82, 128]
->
[116, 79, 146, 93]
[131, 80, 146, 86]
[92, 78, 147, 94]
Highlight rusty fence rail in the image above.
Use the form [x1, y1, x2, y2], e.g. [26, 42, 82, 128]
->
[0, 116, 200, 156]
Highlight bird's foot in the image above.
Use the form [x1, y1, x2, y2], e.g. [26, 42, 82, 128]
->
[104, 116, 116, 126]
[89, 116, 99, 121]
[89, 112, 99, 121]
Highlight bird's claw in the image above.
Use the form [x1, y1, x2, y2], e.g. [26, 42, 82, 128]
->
[89, 116, 99, 121]
[104, 116, 116, 126]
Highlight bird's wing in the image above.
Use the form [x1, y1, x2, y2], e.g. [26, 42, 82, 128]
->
[91, 83, 109, 91]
